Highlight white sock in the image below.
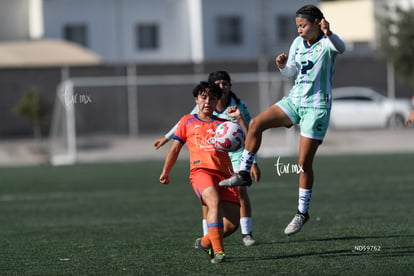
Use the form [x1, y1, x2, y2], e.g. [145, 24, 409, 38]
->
[240, 217, 253, 235]
[298, 188, 312, 214]
[202, 219, 208, 236]
[239, 150, 255, 172]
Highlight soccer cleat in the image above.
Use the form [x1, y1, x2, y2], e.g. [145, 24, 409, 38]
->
[211, 252, 225, 264]
[284, 211, 309, 235]
[219, 171, 252, 187]
[194, 238, 214, 259]
[242, 234, 256, 246]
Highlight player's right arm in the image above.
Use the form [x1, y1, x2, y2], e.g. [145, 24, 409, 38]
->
[159, 139, 183, 184]
[276, 38, 299, 78]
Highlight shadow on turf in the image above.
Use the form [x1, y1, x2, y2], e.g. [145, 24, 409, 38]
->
[227, 234, 414, 245]
[254, 234, 414, 244]
[226, 246, 414, 263]
[302, 234, 414, 243]
[225, 234, 414, 262]
[225, 249, 351, 263]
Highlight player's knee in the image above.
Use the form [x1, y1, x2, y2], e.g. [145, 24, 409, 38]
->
[297, 159, 312, 173]
[238, 186, 248, 199]
[249, 118, 265, 133]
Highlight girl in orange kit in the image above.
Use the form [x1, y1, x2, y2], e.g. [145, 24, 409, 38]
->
[159, 81, 244, 264]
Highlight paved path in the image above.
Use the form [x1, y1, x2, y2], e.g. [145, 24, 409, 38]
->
[1, 129, 414, 166]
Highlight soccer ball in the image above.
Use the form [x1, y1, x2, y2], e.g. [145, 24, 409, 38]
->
[214, 121, 245, 152]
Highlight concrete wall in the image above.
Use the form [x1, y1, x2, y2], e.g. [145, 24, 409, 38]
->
[0, 56, 412, 139]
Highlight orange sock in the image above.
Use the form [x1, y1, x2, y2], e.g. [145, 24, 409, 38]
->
[207, 222, 224, 254]
[200, 234, 211, 249]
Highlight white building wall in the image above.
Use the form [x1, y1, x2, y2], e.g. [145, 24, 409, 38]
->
[118, 0, 192, 63]
[12, 0, 414, 63]
[42, 0, 319, 63]
[268, 0, 319, 53]
[201, 0, 318, 61]
[201, 0, 259, 60]
[43, 0, 193, 63]
[44, 0, 117, 60]
[0, 0, 30, 41]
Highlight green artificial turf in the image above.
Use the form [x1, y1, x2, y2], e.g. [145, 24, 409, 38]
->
[0, 154, 413, 275]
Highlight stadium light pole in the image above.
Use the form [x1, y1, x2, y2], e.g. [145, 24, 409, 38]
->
[187, 0, 204, 75]
[127, 64, 139, 137]
[257, 0, 270, 113]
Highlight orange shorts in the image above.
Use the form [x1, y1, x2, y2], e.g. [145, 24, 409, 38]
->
[189, 168, 240, 205]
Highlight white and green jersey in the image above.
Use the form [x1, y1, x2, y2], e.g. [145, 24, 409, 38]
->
[280, 33, 345, 109]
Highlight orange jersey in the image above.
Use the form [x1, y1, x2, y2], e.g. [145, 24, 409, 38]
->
[173, 114, 233, 174]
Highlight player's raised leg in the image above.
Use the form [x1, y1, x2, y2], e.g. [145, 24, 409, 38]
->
[219, 105, 292, 187]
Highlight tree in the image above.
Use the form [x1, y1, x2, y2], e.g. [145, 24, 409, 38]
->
[377, 3, 414, 89]
[12, 87, 47, 140]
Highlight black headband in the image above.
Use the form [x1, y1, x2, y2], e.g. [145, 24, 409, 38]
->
[296, 13, 318, 21]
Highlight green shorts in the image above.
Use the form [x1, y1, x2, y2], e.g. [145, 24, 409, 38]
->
[229, 149, 242, 171]
[276, 97, 330, 141]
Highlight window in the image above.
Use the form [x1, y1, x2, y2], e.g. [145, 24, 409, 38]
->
[217, 16, 243, 46]
[277, 15, 296, 41]
[136, 24, 159, 50]
[64, 24, 88, 47]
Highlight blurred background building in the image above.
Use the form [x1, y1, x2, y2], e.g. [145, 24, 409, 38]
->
[0, 0, 413, 140]
[1, 0, 408, 64]
[0, 0, 407, 63]
[44, 0, 316, 64]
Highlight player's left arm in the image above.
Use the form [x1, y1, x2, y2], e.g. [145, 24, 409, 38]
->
[320, 18, 345, 54]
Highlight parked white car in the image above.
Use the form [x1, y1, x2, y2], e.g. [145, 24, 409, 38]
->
[330, 87, 412, 129]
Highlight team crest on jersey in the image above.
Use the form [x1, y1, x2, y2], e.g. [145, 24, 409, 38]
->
[315, 42, 323, 52]
[199, 127, 217, 149]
